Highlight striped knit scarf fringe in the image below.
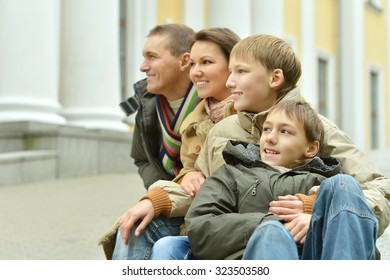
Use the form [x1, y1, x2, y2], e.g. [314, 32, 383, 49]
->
[156, 85, 200, 176]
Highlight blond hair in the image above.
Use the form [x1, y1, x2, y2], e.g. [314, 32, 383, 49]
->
[231, 34, 301, 98]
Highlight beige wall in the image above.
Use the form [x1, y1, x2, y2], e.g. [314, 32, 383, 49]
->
[157, 0, 183, 24]
[284, 0, 301, 54]
[146, 0, 390, 148]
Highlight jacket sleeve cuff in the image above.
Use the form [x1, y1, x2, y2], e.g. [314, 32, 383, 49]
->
[295, 193, 317, 214]
[140, 188, 172, 217]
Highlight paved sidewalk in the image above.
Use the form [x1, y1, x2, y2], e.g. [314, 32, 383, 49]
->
[0, 169, 389, 260]
[0, 172, 145, 260]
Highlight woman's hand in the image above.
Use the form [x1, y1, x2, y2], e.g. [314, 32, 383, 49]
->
[180, 171, 205, 197]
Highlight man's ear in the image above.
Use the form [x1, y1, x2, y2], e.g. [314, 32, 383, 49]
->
[305, 140, 320, 158]
[269, 68, 285, 90]
[180, 52, 191, 71]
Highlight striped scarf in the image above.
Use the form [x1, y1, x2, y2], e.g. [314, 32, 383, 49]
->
[156, 84, 200, 176]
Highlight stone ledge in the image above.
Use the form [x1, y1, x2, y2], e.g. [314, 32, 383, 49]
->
[0, 150, 57, 186]
[0, 121, 135, 186]
[0, 150, 57, 163]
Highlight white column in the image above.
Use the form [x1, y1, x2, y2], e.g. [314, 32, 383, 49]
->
[300, 0, 317, 108]
[124, 0, 156, 124]
[0, 0, 65, 125]
[251, 0, 284, 37]
[184, 0, 205, 31]
[339, 0, 365, 149]
[60, 0, 127, 131]
[126, 0, 156, 95]
[208, 0, 252, 38]
[387, 0, 390, 147]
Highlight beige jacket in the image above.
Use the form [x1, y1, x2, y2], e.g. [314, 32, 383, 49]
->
[195, 89, 390, 236]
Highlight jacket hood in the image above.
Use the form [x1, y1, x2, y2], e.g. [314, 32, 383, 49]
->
[133, 78, 149, 97]
[222, 140, 341, 176]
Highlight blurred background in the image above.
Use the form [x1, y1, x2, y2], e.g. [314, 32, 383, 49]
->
[1, 0, 389, 185]
[0, 0, 389, 260]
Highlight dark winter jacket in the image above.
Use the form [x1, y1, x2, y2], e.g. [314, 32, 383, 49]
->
[185, 140, 341, 260]
[130, 79, 175, 189]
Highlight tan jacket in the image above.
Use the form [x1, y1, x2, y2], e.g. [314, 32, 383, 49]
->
[195, 89, 390, 236]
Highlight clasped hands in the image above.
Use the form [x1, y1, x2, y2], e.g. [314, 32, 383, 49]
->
[269, 195, 311, 245]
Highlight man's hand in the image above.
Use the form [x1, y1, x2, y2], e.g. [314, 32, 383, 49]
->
[283, 213, 311, 244]
[180, 171, 205, 197]
[269, 195, 304, 216]
[118, 199, 155, 245]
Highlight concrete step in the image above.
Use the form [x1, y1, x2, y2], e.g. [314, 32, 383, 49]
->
[0, 150, 57, 186]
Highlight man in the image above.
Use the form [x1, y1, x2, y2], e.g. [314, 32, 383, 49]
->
[99, 24, 200, 260]
[130, 24, 200, 189]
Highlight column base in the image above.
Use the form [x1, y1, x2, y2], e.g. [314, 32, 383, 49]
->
[61, 107, 129, 132]
[0, 97, 66, 125]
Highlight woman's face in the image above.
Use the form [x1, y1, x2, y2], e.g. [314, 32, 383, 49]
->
[189, 41, 231, 101]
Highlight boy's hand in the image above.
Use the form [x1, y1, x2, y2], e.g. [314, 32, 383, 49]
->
[282, 213, 311, 244]
[269, 195, 303, 215]
[118, 199, 155, 245]
[180, 171, 205, 197]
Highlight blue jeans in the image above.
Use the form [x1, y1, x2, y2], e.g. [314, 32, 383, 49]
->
[242, 174, 378, 260]
[151, 236, 194, 260]
[112, 216, 183, 260]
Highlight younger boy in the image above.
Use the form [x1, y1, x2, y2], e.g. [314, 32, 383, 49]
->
[151, 100, 345, 259]
[184, 100, 377, 260]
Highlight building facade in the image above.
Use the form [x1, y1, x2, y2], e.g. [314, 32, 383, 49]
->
[122, 0, 390, 151]
[0, 0, 389, 185]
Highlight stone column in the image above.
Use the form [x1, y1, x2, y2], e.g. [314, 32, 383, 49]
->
[300, 0, 316, 107]
[251, 0, 284, 37]
[184, 0, 205, 31]
[338, 0, 365, 149]
[0, 0, 65, 125]
[60, 0, 128, 131]
[208, 0, 252, 38]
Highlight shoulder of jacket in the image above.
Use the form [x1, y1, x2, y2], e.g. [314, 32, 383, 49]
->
[180, 100, 207, 134]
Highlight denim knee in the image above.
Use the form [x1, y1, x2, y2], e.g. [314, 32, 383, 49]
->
[316, 174, 376, 221]
[243, 220, 298, 260]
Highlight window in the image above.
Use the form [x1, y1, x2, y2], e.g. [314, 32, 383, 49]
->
[367, 0, 382, 12]
[316, 51, 336, 124]
[119, 0, 127, 101]
[369, 71, 379, 149]
[317, 58, 328, 117]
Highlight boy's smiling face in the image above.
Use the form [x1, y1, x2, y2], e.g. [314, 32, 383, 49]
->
[259, 109, 318, 168]
[226, 55, 279, 113]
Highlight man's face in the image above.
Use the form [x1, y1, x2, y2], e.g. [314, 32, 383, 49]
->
[140, 34, 183, 96]
[259, 109, 313, 168]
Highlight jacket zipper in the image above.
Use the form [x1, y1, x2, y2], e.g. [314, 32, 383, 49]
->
[239, 179, 260, 207]
[251, 180, 260, 196]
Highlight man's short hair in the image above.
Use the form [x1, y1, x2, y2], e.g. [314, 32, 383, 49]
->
[148, 24, 195, 56]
